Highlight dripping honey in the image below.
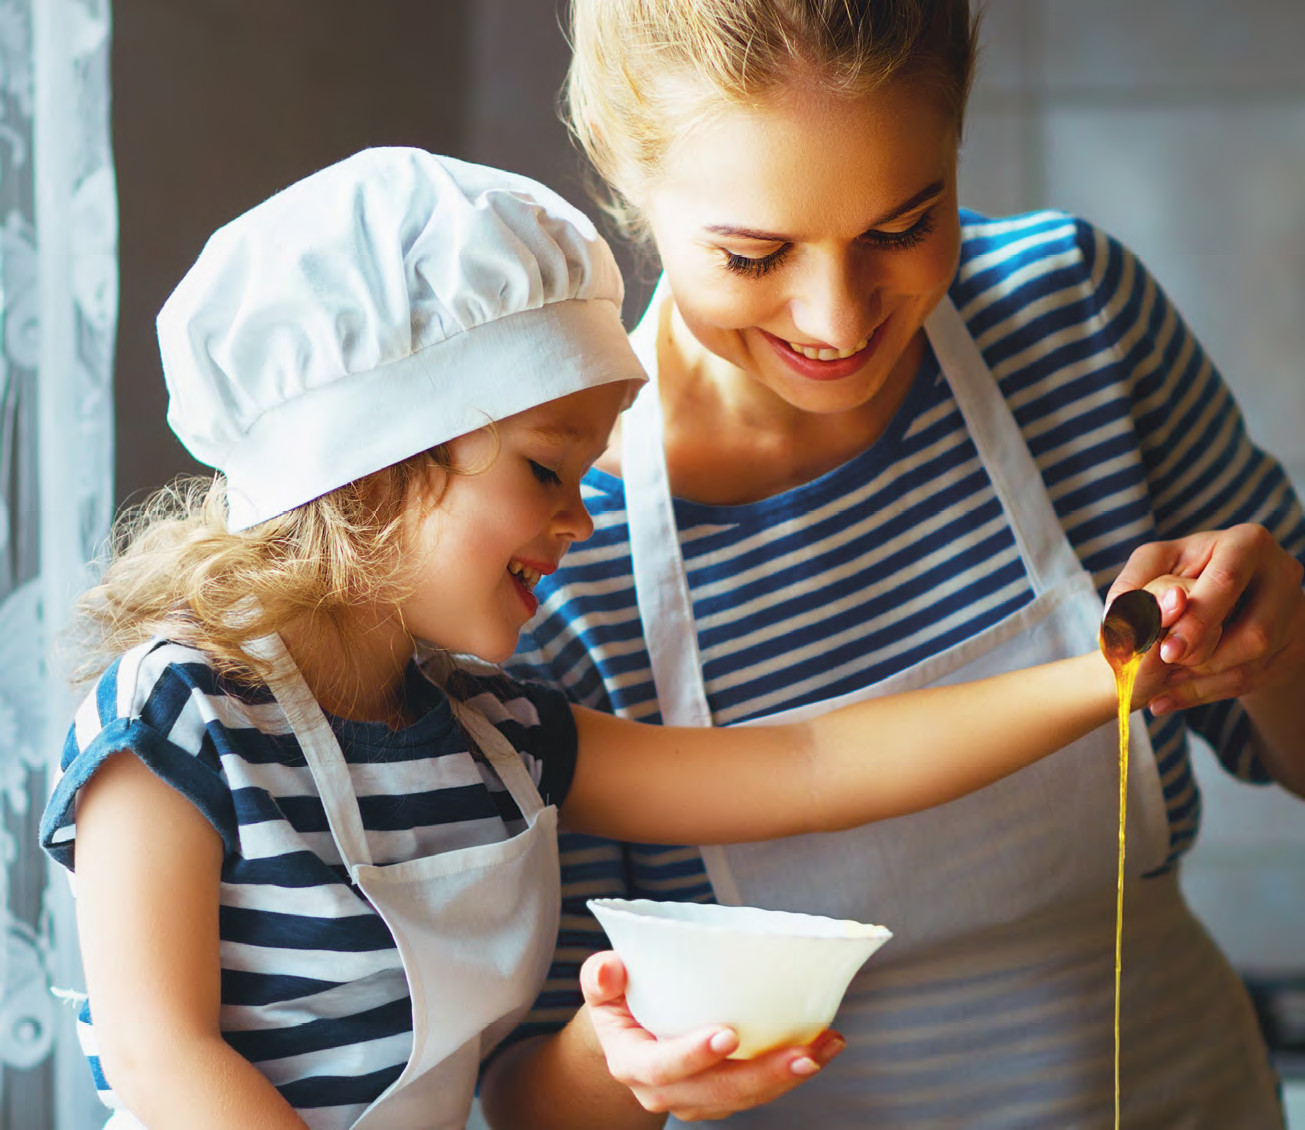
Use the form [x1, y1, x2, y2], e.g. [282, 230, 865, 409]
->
[1099, 613, 1143, 1130]
[1109, 653, 1138, 1130]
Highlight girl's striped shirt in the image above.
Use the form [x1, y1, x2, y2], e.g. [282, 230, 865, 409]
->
[506, 210, 1305, 1036]
[41, 637, 577, 1130]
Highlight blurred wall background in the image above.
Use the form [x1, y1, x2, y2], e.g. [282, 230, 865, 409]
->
[96, 0, 1305, 1125]
[955, 4, 1305, 1096]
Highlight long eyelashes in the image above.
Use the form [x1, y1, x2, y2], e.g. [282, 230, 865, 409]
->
[721, 208, 937, 279]
[528, 460, 562, 486]
[866, 209, 935, 251]
[724, 245, 790, 279]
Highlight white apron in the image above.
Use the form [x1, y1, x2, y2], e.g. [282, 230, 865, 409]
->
[624, 293, 1282, 1127]
[100, 639, 560, 1130]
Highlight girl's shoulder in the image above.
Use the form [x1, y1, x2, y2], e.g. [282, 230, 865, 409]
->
[77, 637, 271, 738]
[44, 638, 258, 869]
[421, 652, 573, 738]
[419, 653, 579, 803]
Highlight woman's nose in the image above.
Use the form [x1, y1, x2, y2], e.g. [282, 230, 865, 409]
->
[787, 252, 874, 352]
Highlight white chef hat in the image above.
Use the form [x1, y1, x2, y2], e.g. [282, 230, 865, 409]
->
[158, 147, 646, 531]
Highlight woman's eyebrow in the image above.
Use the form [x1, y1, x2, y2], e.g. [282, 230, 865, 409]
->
[704, 179, 946, 242]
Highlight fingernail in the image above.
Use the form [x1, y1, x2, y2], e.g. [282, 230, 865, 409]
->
[817, 1035, 847, 1064]
[790, 1056, 821, 1076]
[1150, 697, 1172, 716]
[709, 1028, 738, 1055]
[1160, 636, 1186, 664]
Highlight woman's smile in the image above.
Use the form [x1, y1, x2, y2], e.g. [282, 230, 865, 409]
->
[757, 323, 884, 381]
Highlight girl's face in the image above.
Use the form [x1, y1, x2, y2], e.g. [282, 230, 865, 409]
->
[400, 381, 634, 663]
[637, 78, 961, 416]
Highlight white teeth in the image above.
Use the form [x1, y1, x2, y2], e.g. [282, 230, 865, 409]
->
[508, 561, 542, 591]
[787, 336, 870, 361]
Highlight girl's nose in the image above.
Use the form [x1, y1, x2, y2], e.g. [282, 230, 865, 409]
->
[556, 487, 595, 544]
[787, 252, 874, 353]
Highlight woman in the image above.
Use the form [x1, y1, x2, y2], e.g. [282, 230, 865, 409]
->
[481, 1, 1305, 1126]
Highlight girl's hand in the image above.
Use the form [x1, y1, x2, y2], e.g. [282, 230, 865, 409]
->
[1108, 525, 1305, 714]
[581, 951, 845, 1121]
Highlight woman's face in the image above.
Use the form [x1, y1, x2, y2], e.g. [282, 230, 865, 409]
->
[637, 78, 961, 416]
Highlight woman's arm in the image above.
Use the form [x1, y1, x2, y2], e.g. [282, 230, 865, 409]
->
[563, 643, 1159, 843]
[479, 952, 844, 1129]
[73, 752, 311, 1130]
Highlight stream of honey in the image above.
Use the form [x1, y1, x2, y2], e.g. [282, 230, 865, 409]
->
[1107, 651, 1140, 1130]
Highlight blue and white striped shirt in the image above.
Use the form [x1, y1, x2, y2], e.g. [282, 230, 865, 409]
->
[41, 637, 577, 1130]
[506, 210, 1305, 1036]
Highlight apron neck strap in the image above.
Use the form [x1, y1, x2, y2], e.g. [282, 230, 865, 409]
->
[247, 632, 376, 869]
[248, 637, 549, 872]
[622, 290, 1093, 728]
[420, 653, 547, 820]
[624, 288, 713, 728]
[923, 296, 1085, 592]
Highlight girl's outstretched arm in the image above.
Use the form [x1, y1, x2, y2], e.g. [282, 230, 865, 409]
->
[73, 753, 311, 1130]
[562, 618, 1173, 844]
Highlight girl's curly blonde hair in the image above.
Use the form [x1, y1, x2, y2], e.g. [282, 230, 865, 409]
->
[69, 446, 455, 689]
[566, 0, 979, 238]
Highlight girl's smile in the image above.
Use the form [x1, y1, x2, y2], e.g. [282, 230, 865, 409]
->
[507, 557, 554, 617]
[399, 381, 635, 663]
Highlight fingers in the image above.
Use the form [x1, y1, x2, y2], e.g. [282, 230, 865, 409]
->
[1149, 664, 1265, 717]
[580, 949, 627, 1009]
[1109, 527, 1305, 712]
[1158, 524, 1303, 668]
[580, 950, 847, 1120]
[617, 1033, 847, 1121]
[1105, 576, 1187, 709]
[1158, 527, 1261, 665]
[1107, 535, 1212, 605]
[1139, 574, 1191, 628]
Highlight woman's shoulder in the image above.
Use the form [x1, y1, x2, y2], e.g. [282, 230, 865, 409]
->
[952, 208, 1156, 338]
[955, 208, 1117, 285]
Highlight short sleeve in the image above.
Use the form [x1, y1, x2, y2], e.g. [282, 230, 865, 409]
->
[444, 664, 579, 807]
[502, 678, 579, 807]
[40, 642, 241, 871]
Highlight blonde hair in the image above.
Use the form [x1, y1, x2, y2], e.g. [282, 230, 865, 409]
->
[566, 0, 979, 236]
[69, 447, 455, 689]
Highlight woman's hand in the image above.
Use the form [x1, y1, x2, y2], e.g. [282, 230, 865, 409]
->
[1108, 525, 1305, 713]
[1118, 575, 1192, 710]
[1108, 525, 1305, 796]
[582, 951, 845, 1122]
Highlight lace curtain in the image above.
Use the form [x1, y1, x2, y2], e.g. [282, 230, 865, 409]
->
[0, 0, 115, 1127]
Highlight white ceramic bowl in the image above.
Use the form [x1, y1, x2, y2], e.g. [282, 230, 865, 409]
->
[588, 898, 892, 1059]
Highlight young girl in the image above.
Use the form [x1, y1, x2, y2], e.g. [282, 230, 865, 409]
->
[41, 148, 1177, 1130]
